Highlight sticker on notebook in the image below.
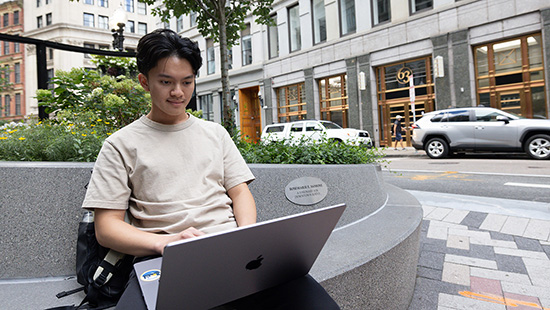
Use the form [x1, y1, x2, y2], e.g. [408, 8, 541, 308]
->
[140, 269, 161, 281]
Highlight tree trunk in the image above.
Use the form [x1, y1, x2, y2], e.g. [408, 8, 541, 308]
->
[218, 7, 235, 137]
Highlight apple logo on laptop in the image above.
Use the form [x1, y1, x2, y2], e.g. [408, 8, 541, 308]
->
[246, 255, 264, 270]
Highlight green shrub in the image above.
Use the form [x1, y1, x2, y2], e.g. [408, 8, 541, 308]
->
[234, 135, 387, 165]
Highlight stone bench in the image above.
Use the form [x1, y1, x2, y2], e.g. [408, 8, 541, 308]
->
[0, 162, 422, 309]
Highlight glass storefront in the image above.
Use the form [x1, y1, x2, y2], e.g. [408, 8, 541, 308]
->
[276, 83, 307, 122]
[474, 33, 547, 119]
[376, 57, 435, 146]
[318, 74, 348, 128]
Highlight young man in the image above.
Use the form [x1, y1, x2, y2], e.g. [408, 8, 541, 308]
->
[82, 29, 256, 308]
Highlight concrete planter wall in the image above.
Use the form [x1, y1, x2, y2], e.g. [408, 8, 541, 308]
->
[0, 162, 422, 310]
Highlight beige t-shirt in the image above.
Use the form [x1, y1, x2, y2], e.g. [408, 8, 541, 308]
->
[82, 115, 255, 235]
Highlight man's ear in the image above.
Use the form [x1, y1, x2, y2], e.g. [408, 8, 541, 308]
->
[138, 73, 150, 91]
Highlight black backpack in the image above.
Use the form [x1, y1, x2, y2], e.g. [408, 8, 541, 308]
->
[49, 211, 134, 310]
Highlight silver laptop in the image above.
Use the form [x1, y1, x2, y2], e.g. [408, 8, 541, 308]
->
[133, 203, 346, 310]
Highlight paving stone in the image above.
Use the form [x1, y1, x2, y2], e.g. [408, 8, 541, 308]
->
[489, 231, 515, 242]
[426, 222, 448, 240]
[514, 236, 544, 252]
[407, 278, 441, 310]
[418, 250, 445, 270]
[417, 266, 442, 281]
[480, 214, 508, 232]
[460, 211, 488, 229]
[494, 254, 528, 275]
[500, 217, 530, 236]
[447, 234, 470, 250]
[445, 254, 497, 270]
[422, 239, 449, 253]
[501, 282, 550, 305]
[541, 244, 550, 260]
[523, 219, 550, 241]
[522, 257, 550, 288]
[464, 244, 497, 261]
[443, 209, 470, 224]
[470, 236, 518, 249]
[442, 262, 470, 286]
[494, 247, 549, 260]
[470, 267, 531, 285]
[470, 276, 503, 296]
[438, 292, 506, 310]
[422, 205, 437, 218]
[503, 292, 543, 310]
[425, 207, 452, 221]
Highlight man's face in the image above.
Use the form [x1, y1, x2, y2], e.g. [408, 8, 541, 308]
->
[138, 56, 195, 125]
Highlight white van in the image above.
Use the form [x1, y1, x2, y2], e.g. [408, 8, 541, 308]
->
[260, 120, 373, 147]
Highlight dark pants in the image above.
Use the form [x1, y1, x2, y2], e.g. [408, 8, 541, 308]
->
[116, 269, 339, 310]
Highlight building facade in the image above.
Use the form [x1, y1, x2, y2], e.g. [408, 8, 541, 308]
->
[179, 0, 550, 146]
[0, 0, 25, 122]
[22, 0, 157, 116]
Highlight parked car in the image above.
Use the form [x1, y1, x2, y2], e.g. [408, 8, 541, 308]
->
[411, 107, 550, 160]
[261, 120, 373, 147]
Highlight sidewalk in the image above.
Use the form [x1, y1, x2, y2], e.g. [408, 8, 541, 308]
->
[408, 193, 550, 310]
[381, 146, 426, 158]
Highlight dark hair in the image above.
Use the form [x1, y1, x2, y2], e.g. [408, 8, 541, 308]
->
[137, 28, 202, 76]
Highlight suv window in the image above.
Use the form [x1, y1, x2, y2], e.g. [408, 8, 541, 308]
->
[305, 122, 323, 132]
[290, 123, 304, 132]
[431, 113, 445, 122]
[475, 110, 504, 122]
[447, 110, 470, 122]
[266, 125, 284, 133]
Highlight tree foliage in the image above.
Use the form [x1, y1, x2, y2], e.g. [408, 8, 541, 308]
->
[142, 0, 274, 137]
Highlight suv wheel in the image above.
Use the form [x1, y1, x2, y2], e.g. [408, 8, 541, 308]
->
[425, 138, 449, 159]
[525, 134, 550, 160]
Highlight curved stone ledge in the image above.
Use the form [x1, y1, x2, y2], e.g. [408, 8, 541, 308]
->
[0, 162, 421, 310]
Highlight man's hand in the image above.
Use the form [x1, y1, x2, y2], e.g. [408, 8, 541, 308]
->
[156, 227, 206, 254]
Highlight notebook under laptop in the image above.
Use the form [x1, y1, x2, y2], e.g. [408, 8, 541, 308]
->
[133, 203, 346, 310]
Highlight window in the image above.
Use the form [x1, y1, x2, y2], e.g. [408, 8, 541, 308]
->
[83, 43, 94, 58]
[83, 13, 94, 27]
[48, 48, 53, 60]
[190, 11, 197, 27]
[37, 16, 43, 28]
[372, 0, 390, 25]
[84, 0, 93, 4]
[339, 0, 356, 35]
[15, 93, 21, 115]
[3, 13, 9, 27]
[127, 20, 135, 33]
[288, 5, 301, 52]
[410, 0, 432, 14]
[241, 24, 252, 66]
[3, 41, 9, 55]
[13, 11, 19, 25]
[46, 0, 51, 4]
[199, 94, 214, 121]
[4, 65, 10, 83]
[37, 0, 41, 7]
[4, 95, 10, 116]
[125, 0, 134, 13]
[319, 74, 349, 128]
[98, 15, 109, 29]
[46, 13, 52, 26]
[47, 69, 54, 89]
[138, 22, 147, 34]
[290, 123, 304, 132]
[206, 39, 215, 75]
[98, 0, 108, 7]
[177, 16, 184, 32]
[312, 0, 326, 44]
[268, 14, 279, 59]
[137, 2, 146, 14]
[227, 48, 233, 69]
[14, 63, 20, 83]
[277, 83, 307, 122]
[14, 43, 20, 53]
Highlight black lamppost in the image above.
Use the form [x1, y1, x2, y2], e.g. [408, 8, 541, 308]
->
[111, 6, 127, 51]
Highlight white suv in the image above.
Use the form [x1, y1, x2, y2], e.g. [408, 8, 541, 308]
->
[412, 107, 550, 160]
[261, 120, 373, 147]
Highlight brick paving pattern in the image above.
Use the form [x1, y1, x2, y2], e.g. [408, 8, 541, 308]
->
[408, 206, 550, 310]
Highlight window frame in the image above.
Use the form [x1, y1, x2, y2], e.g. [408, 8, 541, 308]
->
[339, 0, 356, 36]
[372, 0, 391, 26]
[267, 14, 279, 59]
[288, 4, 301, 53]
[311, 0, 327, 45]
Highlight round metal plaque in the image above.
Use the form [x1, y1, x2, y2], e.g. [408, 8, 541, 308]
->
[284, 177, 328, 206]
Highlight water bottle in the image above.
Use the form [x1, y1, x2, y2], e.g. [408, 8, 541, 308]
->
[82, 210, 94, 223]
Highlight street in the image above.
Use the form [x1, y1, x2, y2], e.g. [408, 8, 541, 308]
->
[382, 154, 550, 204]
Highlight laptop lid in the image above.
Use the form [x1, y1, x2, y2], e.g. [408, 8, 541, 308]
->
[135, 203, 346, 310]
